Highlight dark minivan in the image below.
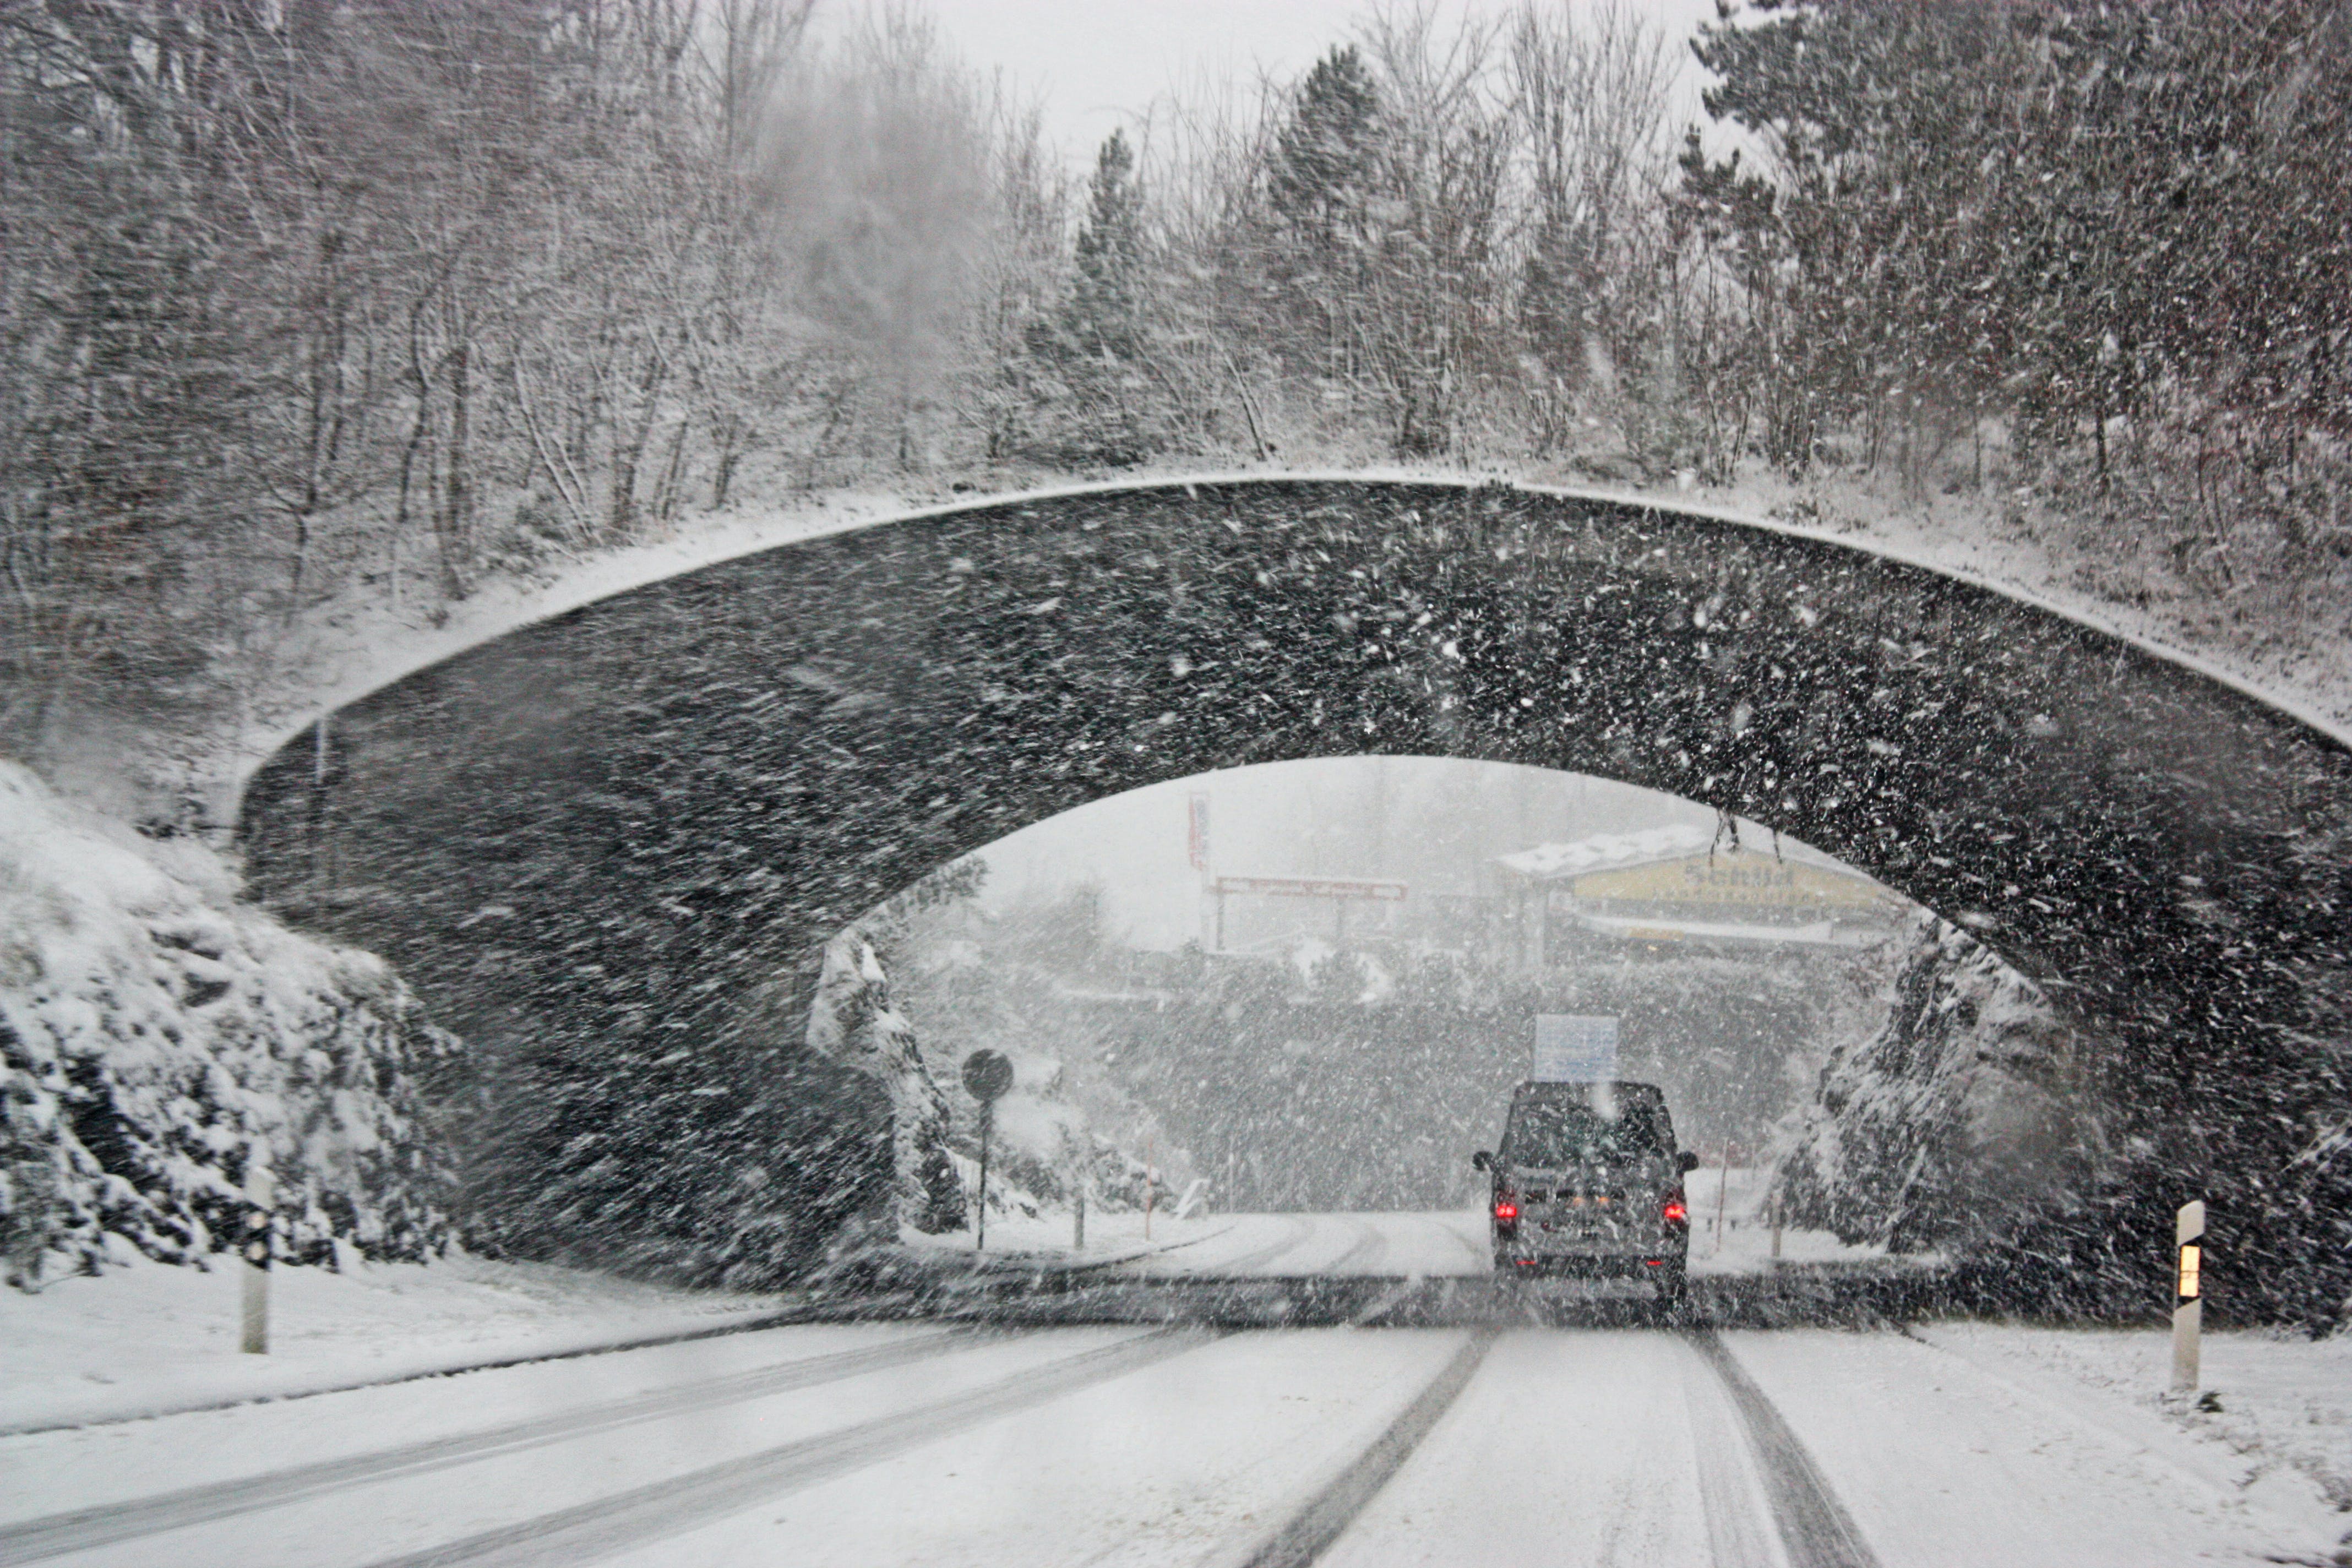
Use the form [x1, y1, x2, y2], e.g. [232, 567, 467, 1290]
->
[1473, 1080, 1698, 1304]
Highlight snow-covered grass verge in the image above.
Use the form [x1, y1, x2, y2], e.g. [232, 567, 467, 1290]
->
[1684, 1164, 1906, 1277]
[899, 1204, 1226, 1269]
[1914, 1320, 2352, 1550]
[0, 1249, 791, 1434]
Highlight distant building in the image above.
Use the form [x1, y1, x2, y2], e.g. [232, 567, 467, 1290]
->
[1483, 824, 1908, 972]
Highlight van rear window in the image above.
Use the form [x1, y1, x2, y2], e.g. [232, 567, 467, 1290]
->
[1502, 1102, 1663, 1166]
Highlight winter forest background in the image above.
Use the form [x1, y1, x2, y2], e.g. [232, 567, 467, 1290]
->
[3, 0, 2350, 1325]
[6, 0, 2350, 772]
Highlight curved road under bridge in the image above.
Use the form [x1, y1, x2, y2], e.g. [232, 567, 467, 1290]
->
[2, 1220, 2339, 1567]
[237, 478, 2352, 1301]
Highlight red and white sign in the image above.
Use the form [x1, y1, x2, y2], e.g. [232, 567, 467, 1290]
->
[1211, 875, 1407, 901]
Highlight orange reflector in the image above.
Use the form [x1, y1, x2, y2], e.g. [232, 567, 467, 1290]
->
[2179, 1243, 2201, 1299]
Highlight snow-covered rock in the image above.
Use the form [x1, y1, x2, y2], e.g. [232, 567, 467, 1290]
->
[1773, 911, 2096, 1254]
[0, 763, 457, 1288]
[803, 929, 965, 1234]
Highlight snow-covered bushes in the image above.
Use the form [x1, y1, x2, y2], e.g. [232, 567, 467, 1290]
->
[1773, 912, 2097, 1255]
[0, 764, 457, 1288]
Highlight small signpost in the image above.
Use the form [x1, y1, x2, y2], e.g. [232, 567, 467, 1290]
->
[1533, 1015, 1619, 1082]
[241, 1164, 275, 1355]
[961, 1050, 1013, 1251]
[2174, 1200, 2204, 1393]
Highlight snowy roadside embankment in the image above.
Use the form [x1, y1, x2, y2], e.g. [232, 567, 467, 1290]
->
[0, 1249, 790, 1433]
[0, 762, 457, 1288]
[1679, 1165, 1908, 1278]
[1912, 1321, 2352, 1527]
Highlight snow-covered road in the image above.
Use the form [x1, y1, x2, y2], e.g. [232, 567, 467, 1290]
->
[6, 1250, 2340, 1568]
[1102, 1210, 1489, 1278]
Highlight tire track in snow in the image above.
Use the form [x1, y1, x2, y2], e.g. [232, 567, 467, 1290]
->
[1223, 1331, 1496, 1568]
[1320, 1219, 1389, 1277]
[1431, 1211, 1491, 1268]
[1689, 1330, 1880, 1568]
[0, 1328, 989, 1567]
[349, 1327, 1216, 1568]
[1678, 1337, 1790, 1568]
[1140, 1215, 1317, 1277]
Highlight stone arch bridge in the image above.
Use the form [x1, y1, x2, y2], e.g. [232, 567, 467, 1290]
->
[237, 479, 2351, 1313]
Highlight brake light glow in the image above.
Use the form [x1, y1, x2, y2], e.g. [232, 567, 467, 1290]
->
[1662, 1198, 1688, 1224]
[1493, 1200, 1519, 1222]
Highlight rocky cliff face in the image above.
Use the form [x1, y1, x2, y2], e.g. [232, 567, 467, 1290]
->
[1, 764, 457, 1288]
[1774, 912, 2099, 1256]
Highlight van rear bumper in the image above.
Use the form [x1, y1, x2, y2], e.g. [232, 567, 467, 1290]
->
[1495, 1250, 1681, 1278]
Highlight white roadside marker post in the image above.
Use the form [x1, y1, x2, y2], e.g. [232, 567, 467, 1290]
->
[2173, 1200, 2204, 1393]
[240, 1166, 275, 1355]
[1713, 1142, 1732, 1255]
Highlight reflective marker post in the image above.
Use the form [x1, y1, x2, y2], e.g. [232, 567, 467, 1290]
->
[241, 1166, 275, 1355]
[2173, 1200, 2204, 1393]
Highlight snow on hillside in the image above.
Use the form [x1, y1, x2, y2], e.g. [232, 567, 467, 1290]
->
[0, 763, 456, 1288]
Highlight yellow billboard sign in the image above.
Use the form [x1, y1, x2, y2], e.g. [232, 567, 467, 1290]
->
[1565, 852, 1897, 915]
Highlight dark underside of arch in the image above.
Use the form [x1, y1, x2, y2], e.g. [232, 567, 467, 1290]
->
[239, 481, 2352, 1314]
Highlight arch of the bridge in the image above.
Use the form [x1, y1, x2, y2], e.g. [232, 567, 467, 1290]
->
[238, 478, 2351, 1293]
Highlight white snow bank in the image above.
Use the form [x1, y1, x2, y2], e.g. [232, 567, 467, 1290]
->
[0, 762, 456, 1285]
[1680, 1164, 1904, 1277]
[1914, 1321, 2352, 1527]
[0, 1248, 791, 1433]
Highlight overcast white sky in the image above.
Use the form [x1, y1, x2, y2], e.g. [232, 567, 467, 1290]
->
[910, 0, 1726, 171]
[974, 758, 1728, 950]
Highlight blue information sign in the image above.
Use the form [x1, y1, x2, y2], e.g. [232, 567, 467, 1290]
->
[1533, 1015, 1618, 1082]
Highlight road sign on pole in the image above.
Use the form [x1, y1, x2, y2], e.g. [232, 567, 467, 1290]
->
[961, 1050, 1012, 1251]
[2173, 1200, 2204, 1392]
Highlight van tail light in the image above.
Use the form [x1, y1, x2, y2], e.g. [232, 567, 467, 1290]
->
[1662, 1192, 1689, 1225]
[1493, 1199, 1519, 1223]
